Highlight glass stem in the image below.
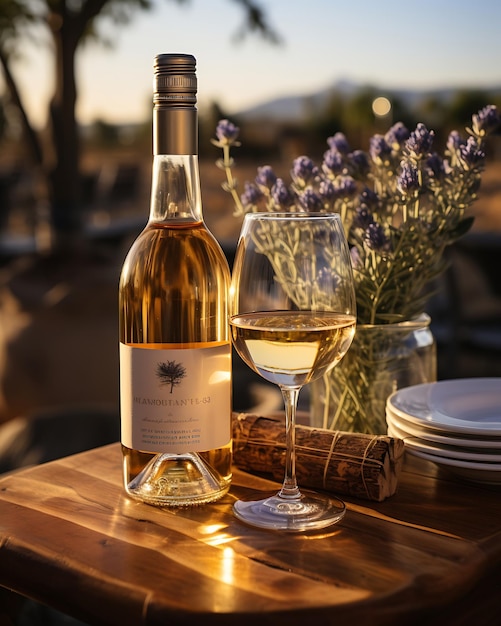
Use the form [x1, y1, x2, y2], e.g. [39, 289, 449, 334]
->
[278, 385, 301, 500]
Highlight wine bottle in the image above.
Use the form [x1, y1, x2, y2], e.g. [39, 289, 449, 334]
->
[119, 54, 232, 506]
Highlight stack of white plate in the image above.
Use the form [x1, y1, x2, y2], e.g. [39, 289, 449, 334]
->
[386, 378, 501, 484]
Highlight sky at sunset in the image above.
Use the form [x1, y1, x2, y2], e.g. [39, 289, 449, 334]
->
[7, 0, 501, 128]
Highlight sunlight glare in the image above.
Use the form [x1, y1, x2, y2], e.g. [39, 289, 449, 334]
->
[372, 96, 392, 117]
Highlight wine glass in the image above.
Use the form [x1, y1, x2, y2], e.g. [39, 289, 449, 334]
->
[230, 212, 356, 532]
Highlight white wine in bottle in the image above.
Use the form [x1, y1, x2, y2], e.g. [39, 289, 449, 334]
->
[119, 54, 232, 506]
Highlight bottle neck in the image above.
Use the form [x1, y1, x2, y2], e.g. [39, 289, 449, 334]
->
[149, 107, 202, 224]
[153, 107, 198, 155]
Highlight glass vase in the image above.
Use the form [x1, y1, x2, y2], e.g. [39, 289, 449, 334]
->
[309, 314, 436, 434]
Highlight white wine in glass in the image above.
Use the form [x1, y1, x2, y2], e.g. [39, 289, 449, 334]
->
[230, 212, 356, 531]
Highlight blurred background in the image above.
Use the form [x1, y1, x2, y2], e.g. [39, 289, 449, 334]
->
[0, 0, 500, 471]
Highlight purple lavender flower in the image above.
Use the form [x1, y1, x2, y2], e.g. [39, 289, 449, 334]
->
[364, 222, 392, 255]
[335, 175, 358, 199]
[215, 119, 240, 144]
[425, 153, 446, 180]
[385, 122, 410, 150]
[369, 134, 392, 163]
[240, 182, 263, 209]
[350, 245, 363, 269]
[318, 179, 337, 202]
[316, 266, 341, 291]
[352, 205, 375, 230]
[459, 136, 486, 170]
[327, 132, 351, 154]
[271, 178, 296, 209]
[446, 130, 464, 153]
[349, 150, 370, 177]
[397, 161, 421, 195]
[291, 156, 318, 186]
[359, 187, 380, 210]
[255, 165, 277, 190]
[472, 104, 500, 136]
[322, 149, 344, 176]
[405, 123, 435, 158]
[299, 188, 324, 212]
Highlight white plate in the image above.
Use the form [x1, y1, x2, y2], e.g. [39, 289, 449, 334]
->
[401, 447, 501, 485]
[386, 418, 501, 462]
[387, 378, 501, 436]
[386, 406, 501, 449]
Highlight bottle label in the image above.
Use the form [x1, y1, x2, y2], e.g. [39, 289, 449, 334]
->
[120, 343, 231, 453]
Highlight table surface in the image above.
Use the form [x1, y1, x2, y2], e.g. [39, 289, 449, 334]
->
[0, 442, 500, 626]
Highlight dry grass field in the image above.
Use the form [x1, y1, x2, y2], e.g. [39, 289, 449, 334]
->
[467, 160, 501, 232]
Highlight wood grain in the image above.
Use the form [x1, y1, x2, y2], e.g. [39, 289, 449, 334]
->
[0, 443, 500, 625]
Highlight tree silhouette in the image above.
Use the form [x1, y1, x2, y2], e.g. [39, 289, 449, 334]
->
[0, 0, 280, 251]
[156, 360, 187, 393]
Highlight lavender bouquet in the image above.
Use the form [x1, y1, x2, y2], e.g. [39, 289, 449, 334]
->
[213, 106, 500, 432]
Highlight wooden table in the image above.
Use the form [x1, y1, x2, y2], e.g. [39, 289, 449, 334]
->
[0, 443, 500, 625]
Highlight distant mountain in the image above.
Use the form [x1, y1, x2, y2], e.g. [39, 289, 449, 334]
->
[235, 79, 501, 121]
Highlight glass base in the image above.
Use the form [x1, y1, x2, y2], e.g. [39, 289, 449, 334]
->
[127, 452, 228, 506]
[233, 490, 346, 532]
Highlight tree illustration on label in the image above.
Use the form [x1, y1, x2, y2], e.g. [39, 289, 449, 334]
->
[156, 360, 187, 393]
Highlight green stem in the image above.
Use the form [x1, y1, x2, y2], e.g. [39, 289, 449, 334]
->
[368, 226, 408, 324]
[328, 383, 350, 431]
[369, 253, 391, 324]
[222, 145, 245, 216]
